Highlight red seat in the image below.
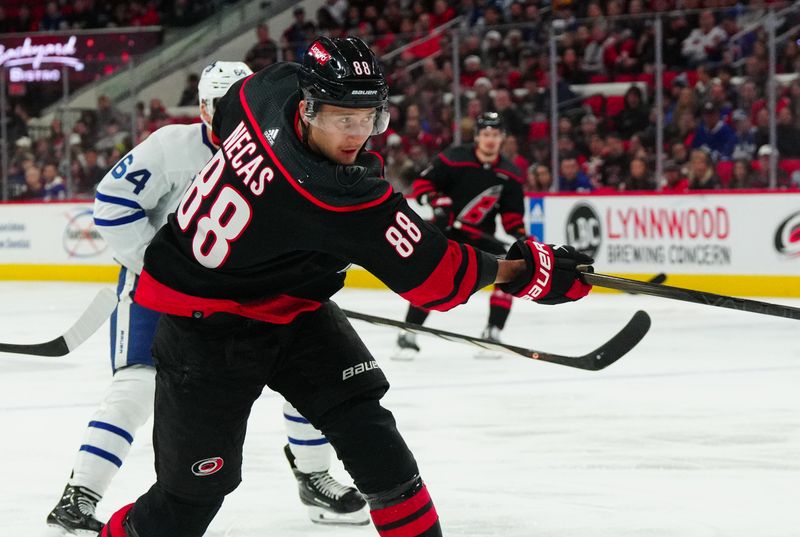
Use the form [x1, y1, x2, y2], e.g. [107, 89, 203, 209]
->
[583, 94, 604, 116]
[686, 70, 699, 87]
[615, 74, 636, 83]
[779, 159, 800, 174]
[662, 70, 679, 88]
[528, 121, 549, 141]
[716, 161, 734, 186]
[637, 73, 655, 87]
[606, 95, 625, 117]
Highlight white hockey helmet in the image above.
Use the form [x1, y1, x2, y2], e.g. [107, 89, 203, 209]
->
[198, 60, 253, 129]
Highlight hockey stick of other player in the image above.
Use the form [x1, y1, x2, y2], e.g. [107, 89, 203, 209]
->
[451, 221, 669, 286]
[0, 288, 118, 357]
[343, 308, 650, 371]
[578, 267, 800, 321]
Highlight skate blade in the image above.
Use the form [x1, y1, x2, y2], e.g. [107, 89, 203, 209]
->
[474, 349, 503, 360]
[308, 506, 370, 526]
[390, 348, 419, 361]
[43, 523, 101, 537]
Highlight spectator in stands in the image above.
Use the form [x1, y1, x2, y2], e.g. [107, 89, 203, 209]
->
[317, 0, 347, 28]
[42, 163, 67, 201]
[776, 106, 800, 158]
[75, 148, 106, 197]
[691, 102, 736, 162]
[39, 1, 66, 31]
[559, 156, 593, 192]
[492, 88, 526, 142]
[621, 157, 656, 191]
[502, 135, 529, 176]
[662, 14, 691, 68]
[731, 109, 758, 161]
[384, 134, 414, 193]
[95, 119, 130, 156]
[681, 9, 727, 67]
[581, 23, 607, 77]
[67, 0, 100, 29]
[613, 86, 650, 139]
[664, 110, 696, 147]
[525, 164, 552, 193]
[14, 5, 36, 33]
[686, 149, 720, 190]
[245, 24, 278, 72]
[670, 141, 689, 167]
[0, 6, 10, 34]
[729, 159, 758, 189]
[575, 114, 598, 157]
[178, 73, 200, 106]
[282, 7, 311, 60]
[753, 145, 789, 189]
[600, 133, 628, 188]
[660, 159, 689, 193]
[95, 95, 126, 133]
[16, 166, 45, 201]
[518, 74, 546, 122]
[460, 55, 486, 88]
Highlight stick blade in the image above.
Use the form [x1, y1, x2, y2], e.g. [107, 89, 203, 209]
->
[534, 310, 651, 371]
[0, 288, 117, 357]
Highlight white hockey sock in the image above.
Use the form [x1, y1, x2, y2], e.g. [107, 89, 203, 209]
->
[69, 365, 155, 496]
[283, 401, 331, 474]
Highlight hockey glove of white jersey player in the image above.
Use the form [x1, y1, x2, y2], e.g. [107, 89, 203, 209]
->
[499, 239, 593, 305]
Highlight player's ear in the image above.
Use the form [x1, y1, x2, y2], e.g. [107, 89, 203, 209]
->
[298, 100, 310, 126]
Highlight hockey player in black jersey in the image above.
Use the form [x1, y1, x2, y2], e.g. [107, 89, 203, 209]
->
[394, 112, 526, 360]
[100, 37, 592, 537]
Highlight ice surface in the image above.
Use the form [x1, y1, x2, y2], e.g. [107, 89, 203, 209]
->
[1, 281, 798, 536]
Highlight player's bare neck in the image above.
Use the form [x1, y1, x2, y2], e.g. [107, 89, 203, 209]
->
[475, 148, 499, 165]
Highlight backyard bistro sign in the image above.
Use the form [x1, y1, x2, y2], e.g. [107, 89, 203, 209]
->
[0, 36, 84, 82]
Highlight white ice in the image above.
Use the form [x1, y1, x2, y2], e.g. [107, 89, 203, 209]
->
[1, 281, 799, 536]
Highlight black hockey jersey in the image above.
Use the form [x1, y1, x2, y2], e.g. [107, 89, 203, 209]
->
[135, 63, 498, 323]
[411, 144, 525, 240]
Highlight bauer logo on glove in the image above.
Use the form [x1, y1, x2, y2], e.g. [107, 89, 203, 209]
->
[498, 239, 593, 305]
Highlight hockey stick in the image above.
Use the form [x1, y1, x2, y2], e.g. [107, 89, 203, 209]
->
[343, 309, 650, 371]
[0, 288, 118, 357]
[578, 267, 800, 321]
[452, 222, 669, 286]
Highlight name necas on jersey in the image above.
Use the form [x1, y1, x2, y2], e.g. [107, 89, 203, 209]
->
[134, 63, 498, 324]
[411, 144, 525, 238]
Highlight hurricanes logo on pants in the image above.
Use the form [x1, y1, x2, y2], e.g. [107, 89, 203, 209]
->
[191, 457, 224, 476]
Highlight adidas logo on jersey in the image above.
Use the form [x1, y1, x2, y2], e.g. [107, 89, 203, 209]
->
[342, 360, 379, 380]
[264, 128, 279, 145]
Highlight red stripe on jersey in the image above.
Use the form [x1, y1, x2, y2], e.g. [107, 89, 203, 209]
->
[410, 179, 437, 200]
[238, 78, 393, 212]
[400, 241, 479, 312]
[370, 484, 433, 526]
[501, 212, 524, 231]
[496, 168, 523, 183]
[366, 149, 385, 171]
[134, 270, 322, 324]
[437, 153, 481, 168]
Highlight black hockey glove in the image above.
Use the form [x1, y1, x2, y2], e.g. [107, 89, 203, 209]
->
[421, 194, 454, 231]
[498, 239, 593, 305]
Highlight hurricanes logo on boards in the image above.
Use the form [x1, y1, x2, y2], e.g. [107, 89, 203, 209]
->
[191, 457, 224, 477]
[774, 211, 800, 257]
[64, 208, 108, 258]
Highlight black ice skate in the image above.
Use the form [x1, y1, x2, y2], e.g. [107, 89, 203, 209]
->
[391, 330, 420, 361]
[46, 484, 104, 536]
[283, 444, 369, 525]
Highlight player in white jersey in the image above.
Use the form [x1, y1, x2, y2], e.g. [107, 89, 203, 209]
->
[45, 61, 368, 536]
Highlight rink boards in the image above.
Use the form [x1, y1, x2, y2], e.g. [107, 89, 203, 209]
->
[0, 191, 798, 297]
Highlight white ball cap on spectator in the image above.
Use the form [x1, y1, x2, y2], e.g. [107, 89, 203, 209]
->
[16, 136, 32, 148]
[485, 30, 502, 41]
[387, 133, 402, 147]
[465, 55, 481, 67]
[68, 133, 82, 146]
[758, 145, 776, 157]
[474, 77, 492, 89]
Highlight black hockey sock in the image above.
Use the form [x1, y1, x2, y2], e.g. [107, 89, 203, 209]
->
[367, 477, 441, 537]
[405, 306, 429, 326]
[488, 288, 513, 329]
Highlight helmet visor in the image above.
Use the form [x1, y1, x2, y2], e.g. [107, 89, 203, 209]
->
[307, 103, 390, 136]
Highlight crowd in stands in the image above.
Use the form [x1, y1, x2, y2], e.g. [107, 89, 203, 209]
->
[4, 0, 800, 202]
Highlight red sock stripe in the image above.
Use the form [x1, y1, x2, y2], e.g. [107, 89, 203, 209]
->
[101, 503, 134, 537]
[370, 484, 432, 526]
[489, 289, 513, 308]
[377, 504, 439, 537]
